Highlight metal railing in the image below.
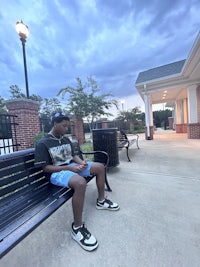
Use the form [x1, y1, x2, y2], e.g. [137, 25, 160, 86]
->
[0, 114, 20, 155]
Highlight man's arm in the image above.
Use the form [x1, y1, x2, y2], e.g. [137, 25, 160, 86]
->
[43, 156, 87, 174]
[73, 155, 88, 166]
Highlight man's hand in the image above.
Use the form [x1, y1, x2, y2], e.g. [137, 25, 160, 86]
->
[82, 160, 88, 167]
[69, 163, 87, 173]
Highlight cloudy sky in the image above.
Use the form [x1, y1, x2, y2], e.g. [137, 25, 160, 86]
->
[0, 0, 199, 112]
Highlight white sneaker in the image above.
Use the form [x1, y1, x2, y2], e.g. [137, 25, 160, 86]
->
[71, 223, 98, 251]
[96, 198, 120, 211]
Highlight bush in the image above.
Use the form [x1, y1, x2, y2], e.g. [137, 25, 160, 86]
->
[33, 131, 45, 147]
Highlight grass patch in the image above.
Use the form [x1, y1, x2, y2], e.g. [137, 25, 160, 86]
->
[80, 141, 94, 161]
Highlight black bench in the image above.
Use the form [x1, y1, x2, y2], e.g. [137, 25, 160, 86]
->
[0, 140, 111, 259]
[117, 130, 139, 162]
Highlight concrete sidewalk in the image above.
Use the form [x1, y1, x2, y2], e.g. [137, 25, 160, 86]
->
[2, 131, 200, 267]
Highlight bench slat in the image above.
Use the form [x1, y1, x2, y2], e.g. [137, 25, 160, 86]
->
[0, 185, 67, 239]
[0, 187, 74, 258]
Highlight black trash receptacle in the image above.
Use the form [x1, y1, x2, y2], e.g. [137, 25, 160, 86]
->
[92, 128, 119, 168]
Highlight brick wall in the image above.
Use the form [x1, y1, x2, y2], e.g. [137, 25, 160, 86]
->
[188, 123, 200, 139]
[6, 99, 40, 150]
[70, 118, 85, 144]
[175, 123, 188, 133]
[197, 86, 200, 122]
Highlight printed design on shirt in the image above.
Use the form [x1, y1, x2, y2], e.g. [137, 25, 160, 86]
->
[49, 144, 73, 166]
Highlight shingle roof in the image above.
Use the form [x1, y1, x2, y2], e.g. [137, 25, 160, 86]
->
[135, 59, 186, 84]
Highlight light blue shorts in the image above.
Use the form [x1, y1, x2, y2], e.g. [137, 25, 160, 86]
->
[50, 162, 93, 188]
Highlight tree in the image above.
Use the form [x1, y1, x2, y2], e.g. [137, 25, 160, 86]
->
[8, 85, 64, 132]
[58, 77, 118, 131]
[0, 96, 7, 114]
[9, 85, 26, 98]
[29, 94, 43, 104]
[153, 109, 172, 128]
[9, 85, 43, 104]
[116, 106, 144, 132]
[40, 98, 62, 118]
[39, 98, 63, 132]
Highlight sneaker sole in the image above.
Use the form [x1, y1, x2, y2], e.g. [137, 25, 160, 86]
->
[96, 205, 120, 211]
[71, 232, 99, 251]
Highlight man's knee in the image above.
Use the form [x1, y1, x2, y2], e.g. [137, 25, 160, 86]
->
[69, 175, 87, 190]
[91, 162, 105, 174]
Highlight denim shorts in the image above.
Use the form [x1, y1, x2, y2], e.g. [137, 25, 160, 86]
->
[50, 162, 93, 188]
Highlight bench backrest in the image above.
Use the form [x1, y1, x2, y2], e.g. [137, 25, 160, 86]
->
[0, 140, 83, 204]
[0, 149, 47, 204]
[117, 130, 129, 142]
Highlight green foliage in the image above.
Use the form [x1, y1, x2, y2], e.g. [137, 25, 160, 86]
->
[40, 98, 62, 118]
[57, 76, 118, 130]
[29, 94, 43, 104]
[116, 106, 145, 132]
[80, 141, 94, 161]
[9, 85, 43, 105]
[153, 109, 172, 127]
[9, 85, 26, 98]
[32, 131, 45, 146]
[0, 96, 7, 114]
[116, 106, 142, 122]
[6, 85, 66, 133]
[58, 77, 87, 118]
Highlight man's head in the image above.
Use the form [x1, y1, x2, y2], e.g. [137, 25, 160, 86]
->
[51, 111, 69, 124]
[51, 112, 70, 135]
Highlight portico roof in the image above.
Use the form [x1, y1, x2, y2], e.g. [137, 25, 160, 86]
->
[135, 31, 200, 105]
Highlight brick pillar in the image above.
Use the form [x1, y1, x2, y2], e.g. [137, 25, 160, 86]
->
[6, 98, 40, 150]
[175, 123, 188, 133]
[188, 123, 200, 139]
[101, 118, 108, 129]
[70, 117, 85, 144]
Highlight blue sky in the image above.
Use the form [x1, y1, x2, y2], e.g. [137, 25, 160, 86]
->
[0, 0, 200, 111]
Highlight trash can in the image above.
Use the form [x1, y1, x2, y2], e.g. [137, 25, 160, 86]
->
[92, 128, 119, 168]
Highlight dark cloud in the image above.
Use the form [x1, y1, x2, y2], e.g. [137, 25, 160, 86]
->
[0, 0, 199, 110]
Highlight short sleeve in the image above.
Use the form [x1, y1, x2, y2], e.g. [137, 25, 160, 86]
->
[34, 141, 51, 168]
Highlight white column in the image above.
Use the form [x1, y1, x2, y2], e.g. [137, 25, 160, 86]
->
[175, 100, 182, 124]
[150, 104, 153, 125]
[144, 93, 151, 138]
[183, 98, 188, 123]
[188, 85, 198, 123]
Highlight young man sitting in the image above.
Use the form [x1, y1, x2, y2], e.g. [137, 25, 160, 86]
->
[35, 112, 119, 251]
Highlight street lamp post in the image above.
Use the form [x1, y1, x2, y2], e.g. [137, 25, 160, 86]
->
[121, 99, 125, 112]
[16, 20, 30, 98]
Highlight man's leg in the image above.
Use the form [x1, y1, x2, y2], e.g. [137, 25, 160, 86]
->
[69, 174, 98, 251]
[90, 162, 120, 211]
[90, 162, 105, 201]
[68, 174, 87, 227]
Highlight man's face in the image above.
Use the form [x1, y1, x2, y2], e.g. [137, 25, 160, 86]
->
[54, 120, 69, 135]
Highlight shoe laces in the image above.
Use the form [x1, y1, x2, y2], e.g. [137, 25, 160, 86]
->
[78, 224, 91, 239]
[103, 198, 113, 205]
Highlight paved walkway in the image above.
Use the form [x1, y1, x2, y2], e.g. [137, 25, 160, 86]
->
[2, 130, 200, 267]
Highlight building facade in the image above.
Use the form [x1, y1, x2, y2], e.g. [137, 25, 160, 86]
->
[135, 32, 200, 139]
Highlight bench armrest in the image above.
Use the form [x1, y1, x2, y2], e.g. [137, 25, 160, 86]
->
[71, 139, 109, 168]
[81, 150, 109, 168]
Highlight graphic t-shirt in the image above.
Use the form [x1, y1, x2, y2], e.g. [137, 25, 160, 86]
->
[49, 143, 72, 166]
[34, 134, 75, 169]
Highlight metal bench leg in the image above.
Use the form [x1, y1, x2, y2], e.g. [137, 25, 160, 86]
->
[136, 134, 140, 149]
[105, 168, 112, 191]
[126, 146, 131, 162]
